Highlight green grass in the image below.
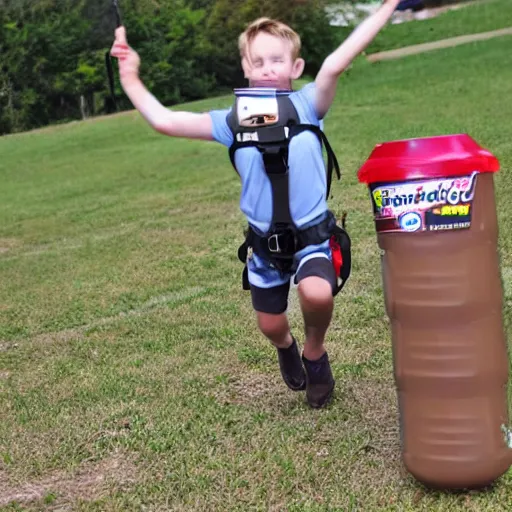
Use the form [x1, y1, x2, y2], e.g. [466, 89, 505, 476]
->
[363, 0, 512, 53]
[1, 34, 512, 510]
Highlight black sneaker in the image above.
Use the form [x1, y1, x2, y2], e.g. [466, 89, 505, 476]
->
[277, 338, 306, 391]
[302, 352, 335, 408]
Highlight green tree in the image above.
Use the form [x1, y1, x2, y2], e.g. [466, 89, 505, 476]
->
[0, 0, 344, 135]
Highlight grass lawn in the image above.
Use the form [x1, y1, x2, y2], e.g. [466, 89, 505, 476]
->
[361, 0, 512, 53]
[1, 32, 512, 511]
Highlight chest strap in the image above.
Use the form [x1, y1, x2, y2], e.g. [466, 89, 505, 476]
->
[229, 124, 341, 201]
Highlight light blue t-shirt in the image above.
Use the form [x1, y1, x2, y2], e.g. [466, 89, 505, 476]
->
[209, 82, 329, 234]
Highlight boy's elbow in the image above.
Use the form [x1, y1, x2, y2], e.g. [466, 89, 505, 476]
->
[152, 119, 174, 136]
[137, 107, 174, 135]
[152, 123, 167, 135]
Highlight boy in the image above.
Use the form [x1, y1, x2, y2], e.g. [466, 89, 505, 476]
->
[110, 0, 401, 408]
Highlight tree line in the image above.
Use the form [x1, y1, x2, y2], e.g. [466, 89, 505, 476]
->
[0, 0, 351, 135]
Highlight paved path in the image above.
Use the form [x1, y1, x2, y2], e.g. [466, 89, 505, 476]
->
[367, 27, 512, 62]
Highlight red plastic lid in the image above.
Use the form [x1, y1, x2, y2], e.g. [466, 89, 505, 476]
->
[357, 134, 500, 184]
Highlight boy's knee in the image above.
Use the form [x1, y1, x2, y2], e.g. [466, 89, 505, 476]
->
[298, 277, 333, 310]
[257, 312, 288, 340]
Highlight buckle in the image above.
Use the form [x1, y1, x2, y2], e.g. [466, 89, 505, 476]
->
[268, 234, 281, 253]
[267, 229, 296, 254]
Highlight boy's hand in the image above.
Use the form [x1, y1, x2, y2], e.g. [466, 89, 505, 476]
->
[110, 27, 140, 82]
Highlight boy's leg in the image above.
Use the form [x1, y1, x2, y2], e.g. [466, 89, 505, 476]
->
[296, 257, 337, 408]
[296, 257, 336, 358]
[250, 281, 306, 391]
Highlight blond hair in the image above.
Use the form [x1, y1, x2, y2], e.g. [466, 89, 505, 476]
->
[238, 18, 301, 60]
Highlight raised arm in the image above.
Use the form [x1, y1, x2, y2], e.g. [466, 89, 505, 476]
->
[110, 27, 213, 140]
[314, 0, 401, 118]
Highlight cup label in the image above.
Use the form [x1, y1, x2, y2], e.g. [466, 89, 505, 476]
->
[369, 171, 478, 233]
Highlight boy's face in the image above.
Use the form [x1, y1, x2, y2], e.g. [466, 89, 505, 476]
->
[242, 32, 305, 90]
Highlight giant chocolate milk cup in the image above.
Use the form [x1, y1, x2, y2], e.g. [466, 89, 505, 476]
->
[357, 134, 512, 489]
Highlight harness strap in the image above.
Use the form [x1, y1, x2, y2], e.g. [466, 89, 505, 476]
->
[228, 93, 344, 278]
[245, 210, 337, 267]
[265, 151, 294, 228]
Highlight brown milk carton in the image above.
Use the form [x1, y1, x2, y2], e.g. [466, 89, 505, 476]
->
[357, 134, 512, 489]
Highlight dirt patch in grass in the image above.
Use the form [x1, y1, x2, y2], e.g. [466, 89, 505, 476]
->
[0, 451, 137, 508]
[212, 365, 294, 410]
[0, 238, 20, 254]
[0, 341, 19, 352]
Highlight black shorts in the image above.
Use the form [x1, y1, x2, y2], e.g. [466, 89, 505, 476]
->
[250, 257, 337, 315]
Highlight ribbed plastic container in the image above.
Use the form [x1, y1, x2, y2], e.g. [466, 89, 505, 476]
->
[358, 134, 512, 489]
